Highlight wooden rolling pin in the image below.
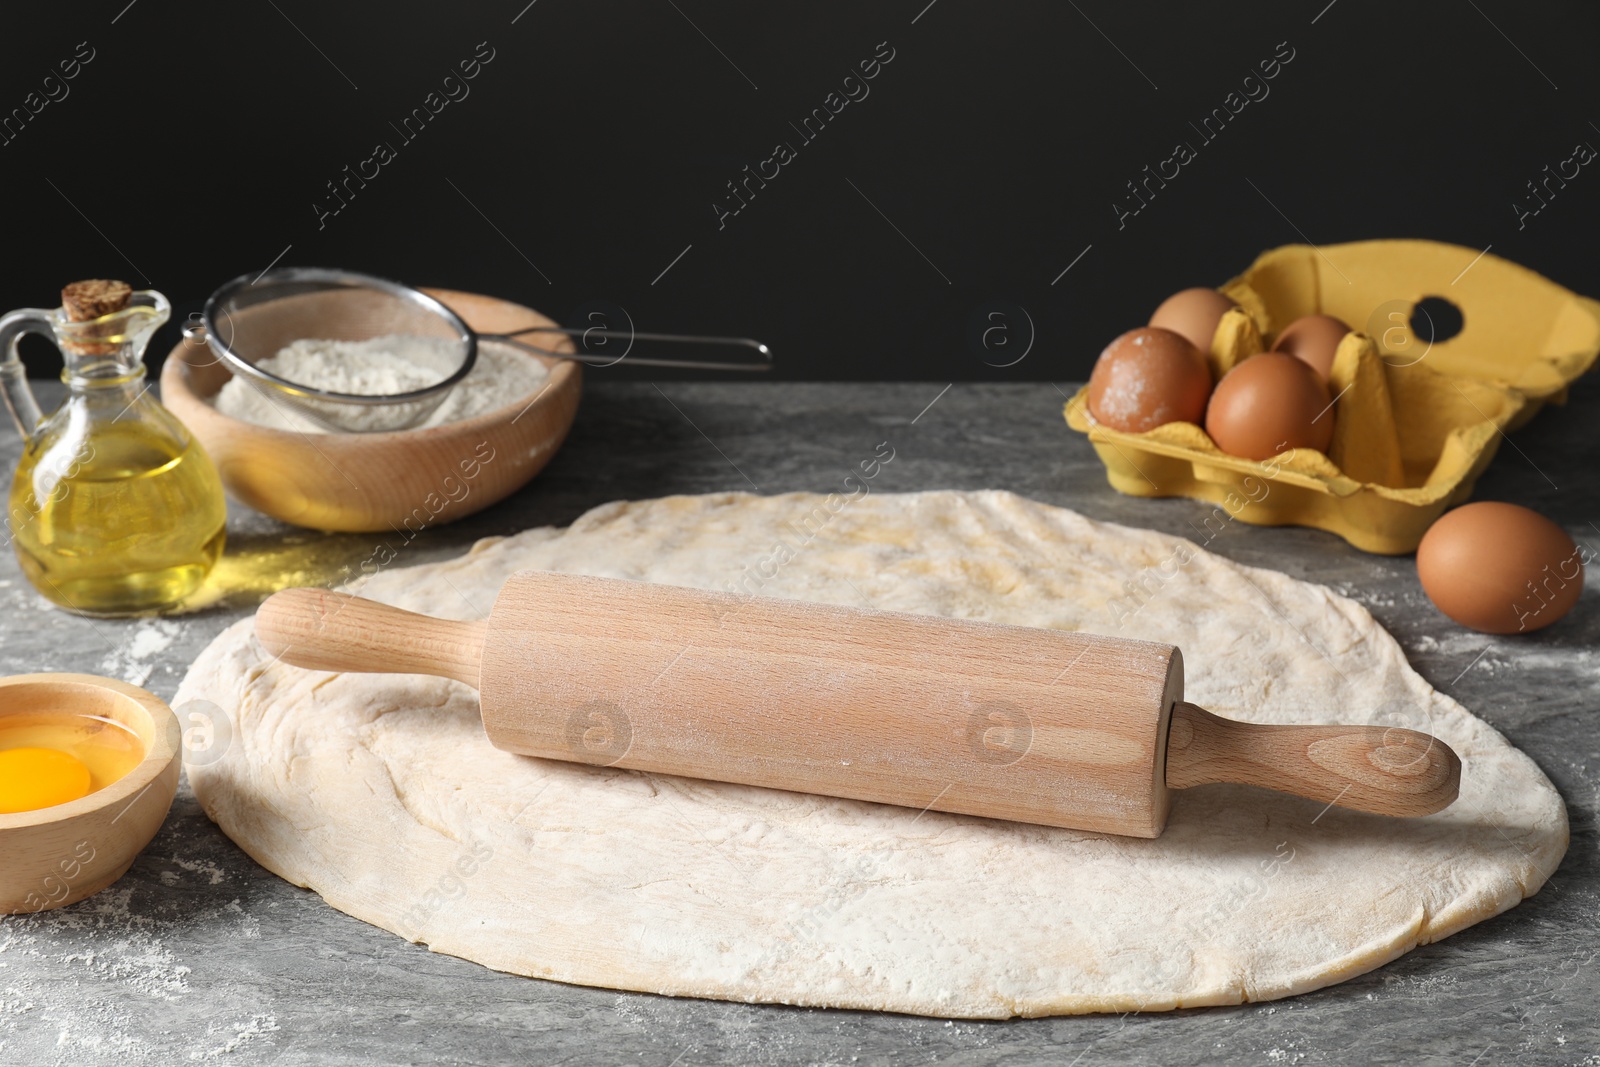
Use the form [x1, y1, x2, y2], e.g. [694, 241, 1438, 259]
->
[254, 571, 1460, 838]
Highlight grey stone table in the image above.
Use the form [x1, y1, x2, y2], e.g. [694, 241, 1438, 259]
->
[1, 377, 1596, 1067]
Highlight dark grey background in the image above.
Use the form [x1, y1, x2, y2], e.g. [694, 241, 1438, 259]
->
[2, 0, 1597, 380]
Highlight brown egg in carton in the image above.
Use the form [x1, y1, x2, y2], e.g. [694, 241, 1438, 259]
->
[1063, 239, 1600, 554]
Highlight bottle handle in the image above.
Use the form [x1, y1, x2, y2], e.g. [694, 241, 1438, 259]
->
[0, 309, 53, 444]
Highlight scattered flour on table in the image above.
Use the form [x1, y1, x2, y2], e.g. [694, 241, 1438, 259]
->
[0, 859, 278, 1062]
[98, 619, 183, 688]
[169, 857, 227, 886]
[192, 1012, 279, 1060]
[210, 336, 548, 433]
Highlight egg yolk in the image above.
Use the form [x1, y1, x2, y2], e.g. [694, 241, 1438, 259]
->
[0, 747, 93, 813]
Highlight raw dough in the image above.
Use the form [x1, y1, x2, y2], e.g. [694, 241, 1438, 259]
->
[176, 491, 1567, 1018]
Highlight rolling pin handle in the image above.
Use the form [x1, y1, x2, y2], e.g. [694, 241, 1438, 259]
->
[1164, 702, 1461, 819]
[255, 588, 487, 689]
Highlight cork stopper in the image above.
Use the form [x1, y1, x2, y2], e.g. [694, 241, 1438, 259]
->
[60, 279, 133, 356]
[62, 279, 132, 322]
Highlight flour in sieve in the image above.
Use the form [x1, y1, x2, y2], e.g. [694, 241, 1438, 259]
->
[209, 336, 549, 433]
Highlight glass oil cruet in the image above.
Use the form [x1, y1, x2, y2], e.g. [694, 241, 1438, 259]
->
[0, 280, 227, 616]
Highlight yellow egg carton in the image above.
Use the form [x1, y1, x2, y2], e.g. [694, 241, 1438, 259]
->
[1062, 239, 1600, 554]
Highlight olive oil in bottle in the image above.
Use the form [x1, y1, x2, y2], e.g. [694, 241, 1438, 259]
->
[10, 416, 226, 616]
[1, 282, 227, 616]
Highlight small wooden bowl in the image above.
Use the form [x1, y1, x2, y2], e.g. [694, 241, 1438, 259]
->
[160, 288, 582, 533]
[0, 674, 181, 914]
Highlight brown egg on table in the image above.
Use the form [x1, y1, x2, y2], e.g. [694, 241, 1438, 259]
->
[1087, 327, 1212, 434]
[1271, 314, 1351, 380]
[1417, 502, 1585, 633]
[1150, 288, 1239, 354]
[1204, 352, 1334, 461]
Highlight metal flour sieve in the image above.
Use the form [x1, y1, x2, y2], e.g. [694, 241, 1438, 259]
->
[187, 268, 772, 432]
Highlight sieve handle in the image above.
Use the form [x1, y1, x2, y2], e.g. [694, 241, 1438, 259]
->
[492, 326, 772, 372]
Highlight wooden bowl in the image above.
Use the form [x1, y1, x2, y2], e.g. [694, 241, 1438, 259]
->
[0, 674, 181, 914]
[160, 288, 582, 532]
